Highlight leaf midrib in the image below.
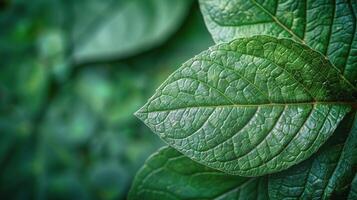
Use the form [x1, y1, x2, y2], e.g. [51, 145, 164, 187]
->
[140, 101, 356, 113]
[251, 0, 357, 91]
[249, 0, 305, 44]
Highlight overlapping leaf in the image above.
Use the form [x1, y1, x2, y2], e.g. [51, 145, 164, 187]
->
[199, 0, 357, 87]
[129, 146, 268, 200]
[268, 112, 357, 199]
[135, 35, 356, 176]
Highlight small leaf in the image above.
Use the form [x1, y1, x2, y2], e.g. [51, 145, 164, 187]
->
[199, 0, 357, 87]
[128, 146, 268, 200]
[268, 112, 357, 199]
[135, 35, 355, 176]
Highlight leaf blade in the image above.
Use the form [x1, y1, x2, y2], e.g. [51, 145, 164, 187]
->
[268, 112, 357, 199]
[73, 0, 192, 63]
[136, 36, 354, 176]
[199, 0, 357, 87]
[128, 146, 268, 200]
[348, 174, 357, 200]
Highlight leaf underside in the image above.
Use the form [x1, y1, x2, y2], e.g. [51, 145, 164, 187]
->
[128, 146, 268, 200]
[136, 36, 355, 176]
[268, 112, 357, 199]
[199, 0, 357, 87]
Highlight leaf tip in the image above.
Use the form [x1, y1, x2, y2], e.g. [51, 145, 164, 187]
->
[134, 105, 147, 122]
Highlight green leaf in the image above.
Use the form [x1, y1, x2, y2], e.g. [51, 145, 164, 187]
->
[73, 0, 192, 63]
[348, 174, 357, 200]
[135, 35, 355, 176]
[128, 146, 268, 200]
[199, 0, 357, 87]
[268, 112, 357, 199]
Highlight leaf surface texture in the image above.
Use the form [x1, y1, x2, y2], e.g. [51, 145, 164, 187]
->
[199, 0, 357, 87]
[128, 146, 268, 200]
[268, 112, 357, 199]
[136, 36, 355, 176]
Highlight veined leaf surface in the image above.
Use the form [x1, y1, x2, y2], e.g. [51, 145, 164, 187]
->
[128, 146, 268, 200]
[268, 112, 357, 199]
[135, 36, 355, 176]
[199, 0, 357, 87]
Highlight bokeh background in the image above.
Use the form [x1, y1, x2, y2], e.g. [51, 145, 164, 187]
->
[0, 0, 213, 199]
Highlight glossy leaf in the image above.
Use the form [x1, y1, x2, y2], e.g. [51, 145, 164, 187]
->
[199, 0, 357, 87]
[268, 112, 357, 199]
[128, 146, 268, 200]
[135, 35, 355, 176]
[73, 0, 192, 63]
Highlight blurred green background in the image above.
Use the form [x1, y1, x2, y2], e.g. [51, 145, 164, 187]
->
[0, 0, 213, 199]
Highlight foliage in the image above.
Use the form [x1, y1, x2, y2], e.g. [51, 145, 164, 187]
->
[131, 0, 357, 199]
